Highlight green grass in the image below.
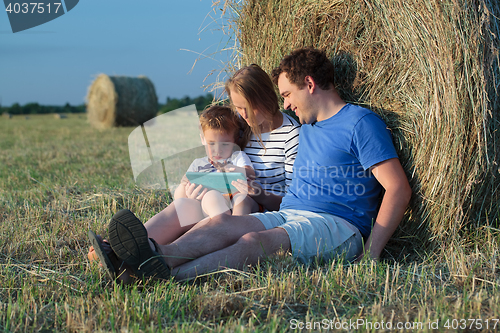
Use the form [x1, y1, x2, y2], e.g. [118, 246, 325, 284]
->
[1, 114, 499, 332]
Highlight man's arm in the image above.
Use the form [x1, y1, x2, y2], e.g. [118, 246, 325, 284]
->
[361, 158, 412, 260]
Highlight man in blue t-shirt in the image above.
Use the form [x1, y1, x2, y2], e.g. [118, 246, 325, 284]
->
[107, 48, 412, 280]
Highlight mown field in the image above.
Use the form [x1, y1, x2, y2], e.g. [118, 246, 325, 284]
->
[1, 113, 500, 332]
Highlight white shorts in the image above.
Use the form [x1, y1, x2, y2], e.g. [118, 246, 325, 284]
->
[251, 209, 363, 264]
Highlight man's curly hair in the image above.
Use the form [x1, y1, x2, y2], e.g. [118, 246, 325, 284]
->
[271, 48, 334, 90]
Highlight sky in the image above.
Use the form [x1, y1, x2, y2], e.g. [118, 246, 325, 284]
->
[0, 0, 235, 106]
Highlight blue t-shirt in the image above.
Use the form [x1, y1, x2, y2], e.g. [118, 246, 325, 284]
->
[280, 103, 398, 238]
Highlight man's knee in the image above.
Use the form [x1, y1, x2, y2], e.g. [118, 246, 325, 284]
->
[238, 231, 260, 246]
[208, 211, 234, 227]
[235, 231, 273, 256]
[237, 228, 291, 256]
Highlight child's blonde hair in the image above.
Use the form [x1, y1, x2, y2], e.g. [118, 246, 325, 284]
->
[199, 105, 250, 150]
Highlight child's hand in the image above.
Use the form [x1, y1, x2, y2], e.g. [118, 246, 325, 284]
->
[211, 160, 229, 172]
[184, 181, 208, 201]
[221, 164, 246, 175]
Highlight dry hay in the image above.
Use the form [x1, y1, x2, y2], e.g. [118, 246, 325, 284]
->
[86, 74, 158, 129]
[219, 0, 500, 250]
[2, 112, 12, 119]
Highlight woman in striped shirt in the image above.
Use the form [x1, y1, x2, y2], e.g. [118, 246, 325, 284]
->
[226, 64, 301, 212]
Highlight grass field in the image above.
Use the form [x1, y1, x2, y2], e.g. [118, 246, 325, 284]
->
[1, 113, 499, 332]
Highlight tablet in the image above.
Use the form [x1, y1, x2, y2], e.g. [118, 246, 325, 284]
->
[185, 172, 246, 193]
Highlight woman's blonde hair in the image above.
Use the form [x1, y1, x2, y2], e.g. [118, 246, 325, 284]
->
[225, 64, 280, 148]
[199, 105, 250, 150]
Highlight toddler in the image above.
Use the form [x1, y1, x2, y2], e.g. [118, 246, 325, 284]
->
[174, 105, 258, 217]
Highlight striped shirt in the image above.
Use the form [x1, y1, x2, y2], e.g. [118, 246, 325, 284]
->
[244, 113, 301, 196]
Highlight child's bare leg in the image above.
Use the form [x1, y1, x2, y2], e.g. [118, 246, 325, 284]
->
[231, 193, 259, 215]
[144, 198, 205, 245]
[88, 198, 206, 283]
[201, 190, 231, 218]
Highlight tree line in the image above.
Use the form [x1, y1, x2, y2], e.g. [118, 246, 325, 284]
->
[1, 94, 215, 116]
[1, 102, 86, 115]
[158, 93, 214, 114]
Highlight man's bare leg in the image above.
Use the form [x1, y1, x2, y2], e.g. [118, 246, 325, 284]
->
[171, 227, 291, 280]
[157, 214, 267, 269]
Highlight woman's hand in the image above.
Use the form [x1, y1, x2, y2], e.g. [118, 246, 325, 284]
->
[184, 181, 208, 201]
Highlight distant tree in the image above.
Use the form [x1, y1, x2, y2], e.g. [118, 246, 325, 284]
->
[75, 104, 86, 113]
[159, 93, 214, 114]
[160, 97, 181, 113]
[23, 102, 40, 114]
[63, 102, 76, 113]
[0, 102, 84, 115]
[194, 93, 214, 112]
[10, 103, 22, 115]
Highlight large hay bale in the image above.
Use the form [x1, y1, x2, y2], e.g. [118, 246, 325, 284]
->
[86, 74, 158, 129]
[222, 0, 500, 250]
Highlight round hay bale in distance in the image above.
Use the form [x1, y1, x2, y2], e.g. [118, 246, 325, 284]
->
[86, 74, 158, 129]
[54, 113, 67, 119]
